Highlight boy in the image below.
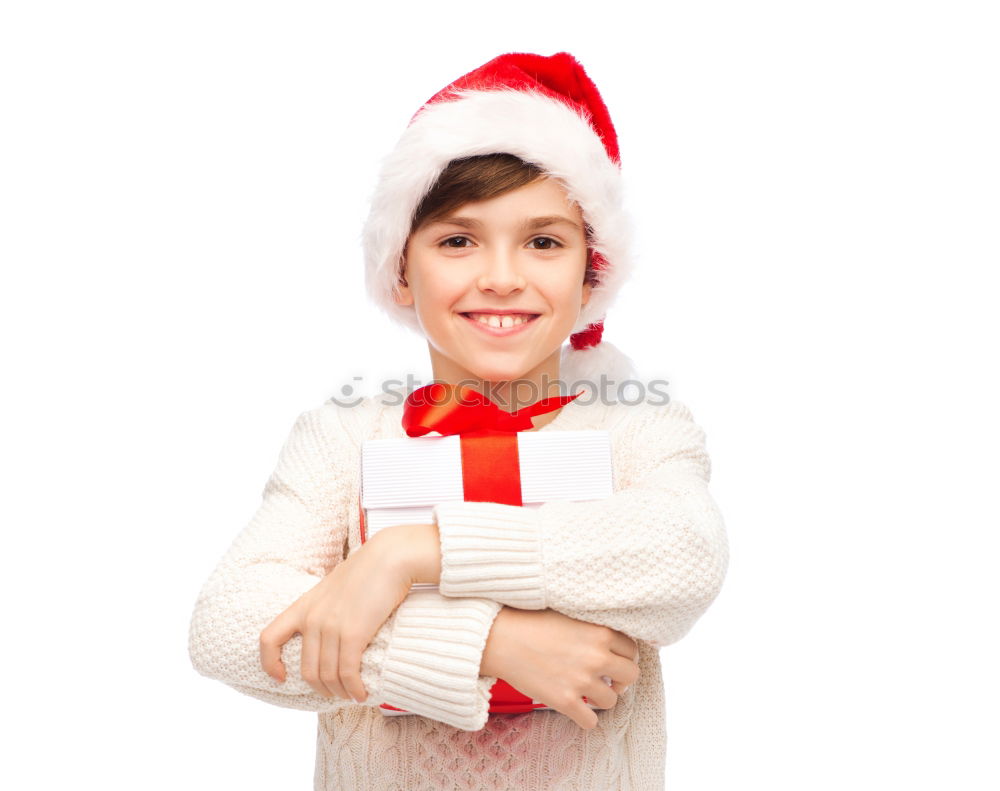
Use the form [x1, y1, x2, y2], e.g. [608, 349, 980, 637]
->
[189, 51, 728, 790]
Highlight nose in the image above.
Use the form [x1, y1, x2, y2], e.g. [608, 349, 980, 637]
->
[476, 247, 526, 295]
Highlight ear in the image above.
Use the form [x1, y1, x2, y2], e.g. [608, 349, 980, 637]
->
[393, 257, 413, 307]
[581, 279, 592, 307]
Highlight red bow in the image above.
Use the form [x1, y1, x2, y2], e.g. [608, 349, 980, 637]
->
[402, 382, 583, 437]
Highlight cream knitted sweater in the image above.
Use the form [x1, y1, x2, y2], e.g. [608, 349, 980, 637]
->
[188, 389, 728, 790]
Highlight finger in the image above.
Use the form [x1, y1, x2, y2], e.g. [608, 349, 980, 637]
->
[583, 678, 618, 710]
[259, 609, 301, 682]
[318, 630, 350, 701]
[338, 632, 368, 703]
[599, 673, 625, 697]
[609, 631, 640, 662]
[562, 697, 600, 730]
[607, 652, 641, 687]
[301, 624, 335, 698]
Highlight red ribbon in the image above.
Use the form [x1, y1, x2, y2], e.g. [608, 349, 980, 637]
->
[402, 382, 583, 437]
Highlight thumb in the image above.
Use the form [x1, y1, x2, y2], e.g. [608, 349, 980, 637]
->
[260, 605, 302, 683]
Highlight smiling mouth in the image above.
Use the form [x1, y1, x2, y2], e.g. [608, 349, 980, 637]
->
[461, 312, 540, 328]
[459, 312, 541, 335]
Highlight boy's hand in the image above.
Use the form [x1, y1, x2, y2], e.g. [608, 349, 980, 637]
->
[481, 607, 641, 730]
[259, 530, 414, 703]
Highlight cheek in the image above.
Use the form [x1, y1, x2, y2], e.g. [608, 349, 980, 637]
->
[544, 277, 586, 311]
[411, 276, 465, 317]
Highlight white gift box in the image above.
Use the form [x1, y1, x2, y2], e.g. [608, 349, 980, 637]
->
[361, 429, 614, 556]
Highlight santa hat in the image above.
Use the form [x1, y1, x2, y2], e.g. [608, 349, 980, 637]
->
[362, 51, 638, 388]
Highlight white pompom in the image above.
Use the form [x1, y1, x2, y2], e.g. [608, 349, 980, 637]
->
[559, 340, 639, 403]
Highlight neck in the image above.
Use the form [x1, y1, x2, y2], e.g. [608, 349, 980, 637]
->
[426, 344, 566, 428]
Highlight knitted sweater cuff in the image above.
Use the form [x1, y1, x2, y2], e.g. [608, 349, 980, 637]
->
[433, 500, 546, 609]
[379, 587, 503, 732]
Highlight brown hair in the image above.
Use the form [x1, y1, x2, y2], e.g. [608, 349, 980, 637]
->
[401, 153, 598, 288]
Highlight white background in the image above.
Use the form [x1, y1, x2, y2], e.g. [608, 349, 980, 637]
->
[3, 1, 998, 788]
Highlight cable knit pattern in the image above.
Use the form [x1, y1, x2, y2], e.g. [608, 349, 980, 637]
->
[188, 390, 728, 790]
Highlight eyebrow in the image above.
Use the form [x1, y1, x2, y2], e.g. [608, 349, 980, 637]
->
[430, 214, 582, 232]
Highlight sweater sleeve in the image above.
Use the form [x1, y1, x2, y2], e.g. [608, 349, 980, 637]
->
[187, 403, 503, 732]
[431, 399, 729, 649]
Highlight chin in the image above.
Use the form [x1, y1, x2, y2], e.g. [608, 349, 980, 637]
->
[463, 358, 536, 384]
[467, 367, 527, 384]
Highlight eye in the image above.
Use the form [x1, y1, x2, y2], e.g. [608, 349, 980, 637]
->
[440, 235, 473, 248]
[530, 236, 563, 250]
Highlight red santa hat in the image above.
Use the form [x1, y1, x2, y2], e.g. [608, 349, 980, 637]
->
[362, 51, 638, 387]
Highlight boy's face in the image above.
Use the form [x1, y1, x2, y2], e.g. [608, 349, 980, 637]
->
[395, 177, 592, 386]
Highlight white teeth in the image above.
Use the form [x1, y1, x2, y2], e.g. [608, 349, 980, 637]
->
[466, 313, 534, 329]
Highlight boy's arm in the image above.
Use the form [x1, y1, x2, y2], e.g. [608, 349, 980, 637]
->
[187, 404, 502, 732]
[430, 399, 730, 649]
